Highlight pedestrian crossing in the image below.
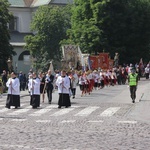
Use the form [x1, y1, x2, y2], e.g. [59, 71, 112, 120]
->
[100, 107, 120, 117]
[0, 104, 122, 118]
[74, 106, 99, 116]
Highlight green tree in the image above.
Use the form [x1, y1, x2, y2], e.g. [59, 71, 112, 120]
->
[100, 0, 150, 63]
[68, 0, 101, 54]
[68, 0, 150, 64]
[25, 5, 71, 71]
[0, 0, 15, 71]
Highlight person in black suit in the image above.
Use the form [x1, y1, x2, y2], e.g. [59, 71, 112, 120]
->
[45, 70, 54, 104]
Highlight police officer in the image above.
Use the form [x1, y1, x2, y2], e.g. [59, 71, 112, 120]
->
[128, 68, 138, 103]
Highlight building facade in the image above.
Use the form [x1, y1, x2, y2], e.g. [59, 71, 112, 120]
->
[8, 0, 73, 74]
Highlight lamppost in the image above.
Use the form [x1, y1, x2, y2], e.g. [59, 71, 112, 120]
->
[61, 59, 65, 69]
[7, 58, 12, 72]
[15, 62, 18, 73]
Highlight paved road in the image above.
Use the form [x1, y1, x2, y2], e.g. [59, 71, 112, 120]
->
[0, 78, 149, 150]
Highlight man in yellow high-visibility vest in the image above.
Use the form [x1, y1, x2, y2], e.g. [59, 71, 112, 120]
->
[128, 68, 138, 103]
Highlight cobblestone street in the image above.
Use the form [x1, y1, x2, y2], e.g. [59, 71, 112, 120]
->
[0, 78, 149, 150]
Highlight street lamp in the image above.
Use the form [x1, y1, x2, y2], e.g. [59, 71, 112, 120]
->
[61, 59, 65, 69]
[7, 58, 12, 72]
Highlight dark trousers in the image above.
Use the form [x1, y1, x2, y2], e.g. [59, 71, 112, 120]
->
[71, 88, 76, 97]
[130, 86, 137, 100]
[145, 73, 149, 79]
[47, 89, 53, 103]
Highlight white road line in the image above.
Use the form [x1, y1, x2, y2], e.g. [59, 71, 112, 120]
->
[118, 121, 137, 124]
[61, 120, 76, 123]
[0, 105, 5, 107]
[51, 108, 75, 116]
[0, 144, 30, 149]
[7, 106, 31, 115]
[42, 104, 80, 108]
[29, 106, 52, 116]
[0, 108, 10, 113]
[0, 118, 4, 121]
[100, 107, 120, 117]
[36, 120, 51, 123]
[87, 120, 104, 123]
[74, 106, 99, 116]
[11, 119, 27, 122]
[20, 104, 26, 107]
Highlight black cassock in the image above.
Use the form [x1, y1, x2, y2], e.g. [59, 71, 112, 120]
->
[30, 95, 40, 108]
[58, 93, 71, 107]
[28, 78, 40, 108]
[6, 94, 20, 108]
[6, 77, 20, 109]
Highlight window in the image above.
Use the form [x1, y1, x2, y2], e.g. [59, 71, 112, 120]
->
[18, 51, 30, 61]
[9, 16, 18, 31]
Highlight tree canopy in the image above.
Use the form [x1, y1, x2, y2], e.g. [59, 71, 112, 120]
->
[0, 0, 15, 71]
[25, 5, 71, 71]
[68, 0, 150, 64]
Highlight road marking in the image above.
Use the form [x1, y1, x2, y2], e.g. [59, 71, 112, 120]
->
[29, 106, 52, 116]
[7, 106, 31, 115]
[0, 108, 10, 113]
[118, 121, 137, 124]
[0, 144, 30, 149]
[61, 120, 76, 123]
[41, 104, 80, 108]
[11, 119, 27, 122]
[36, 120, 51, 123]
[0, 118, 4, 121]
[51, 108, 75, 116]
[74, 106, 99, 116]
[100, 107, 120, 117]
[87, 120, 104, 123]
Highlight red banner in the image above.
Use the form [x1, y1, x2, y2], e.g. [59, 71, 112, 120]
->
[90, 56, 98, 69]
[90, 53, 113, 70]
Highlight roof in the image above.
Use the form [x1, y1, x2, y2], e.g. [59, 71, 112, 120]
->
[8, 0, 26, 7]
[8, 0, 73, 8]
[31, 0, 51, 7]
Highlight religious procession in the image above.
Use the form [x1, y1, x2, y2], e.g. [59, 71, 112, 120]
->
[0, 55, 149, 110]
[0, 46, 149, 109]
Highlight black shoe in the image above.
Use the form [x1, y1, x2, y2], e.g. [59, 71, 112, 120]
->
[49, 102, 51, 104]
[132, 99, 135, 103]
[65, 106, 68, 108]
[32, 106, 37, 109]
[73, 96, 75, 99]
[58, 106, 61, 109]
[5, 106, 10, 109]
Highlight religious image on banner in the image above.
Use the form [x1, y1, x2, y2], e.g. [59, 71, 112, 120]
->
[98, 53, 109, 69]
[109, 59, 114, 69]
[62, 45, 78, 69]
[89, 56, 98, 69]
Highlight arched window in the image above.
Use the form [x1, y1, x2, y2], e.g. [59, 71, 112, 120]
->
[18, 51, 30, 61]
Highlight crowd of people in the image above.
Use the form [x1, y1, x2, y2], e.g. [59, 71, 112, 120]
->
[0, 62, 149, 109]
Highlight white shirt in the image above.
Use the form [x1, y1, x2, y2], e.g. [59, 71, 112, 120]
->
[56, 76, 70, 94]
[145, 67, 150, 73]
[6, 77, 20, 95]
[28, 78, 40, 95]
[71, 73, 79, 88]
